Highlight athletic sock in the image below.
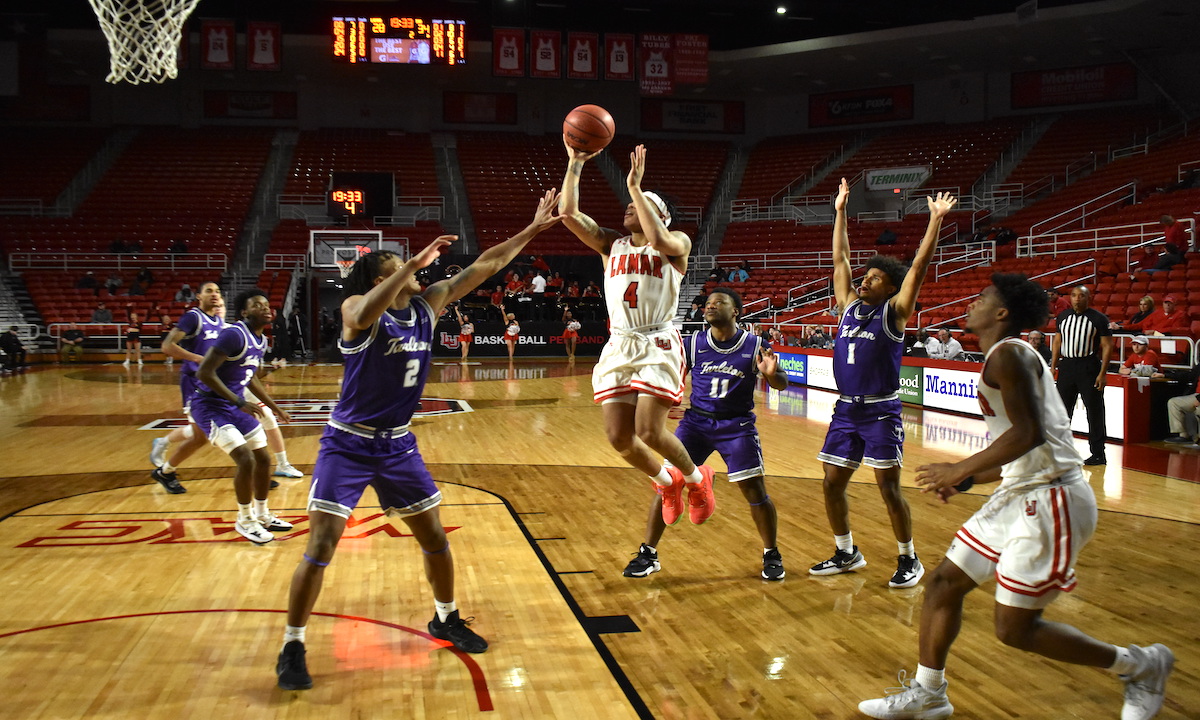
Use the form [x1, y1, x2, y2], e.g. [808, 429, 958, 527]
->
[275, 451, 288, 466]
[915, 664, 945, 690]
[1109, 645, 1137, 676]
[835, 533, 854, 553]
[898, 539, 916, 558]
[284, 625, 306, 645]
[253, 498, 269, 519]
[237, 503, 253, 523]
[684, 467, 703, 484]
[435, 600, 457, 623]
[161, 461, 176, 474]
[649, 467, 673, 487]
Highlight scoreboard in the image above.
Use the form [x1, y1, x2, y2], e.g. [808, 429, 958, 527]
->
[332, 16, 466, 65]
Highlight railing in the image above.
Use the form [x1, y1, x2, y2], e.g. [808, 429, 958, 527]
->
[47, 322, 171, 351]
[741, 296, 771, 319]
[856, 210, 900, 223]
[1018, 218, 1194, 258]
[1027, 258, 1096, 290]
[264, 254, 307, 271]
[932, 241, 996, 279]
[1180, 159, 1200, 182]
[1064, 153, 1099, 183]
[0, 198, 47, 216]
[785, 276, 832, 305]
[8, 252, 229, 272]
[1026, 182, 1136, 240]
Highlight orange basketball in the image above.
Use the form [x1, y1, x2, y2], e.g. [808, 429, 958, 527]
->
[563, 104, 615, 153]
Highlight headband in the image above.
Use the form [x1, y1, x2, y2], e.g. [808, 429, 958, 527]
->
[642, 191, 672, 227]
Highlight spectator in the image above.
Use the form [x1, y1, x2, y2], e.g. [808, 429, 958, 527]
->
[59, 323, 86, 363]
[76, 271, 97, 291]
[565, 281, 581, 298]
[530, 271, 546, 297]
[739, 259, 752, 277]
[805, 324, 832, 349]
[685, 301, 704, 324]
[728, 265, 749, 283]
[1048, 288, 1070, 316]
[128, 280, 146, 296]
[169, 239, 188, 253]
[876, 227, 898, 246]
[907, 328, 930, 357]
[785, 334, 801, 347]
[1119, 335, 1163, 377]
[926, 328, 963, 361]
[174, 283, 196, 303]
[91, 302, 113, 323]
[0, 326, 27, 371]
[505, 271, 525, 296]
[1141, 243, 1183, 274]
[1160, 214, 1188, 251]
[992, 227, 1017, 245]
[768, 327, 785, 346]
[1163, 361, 1200, 445]
[1027, 329, 1052, 362]
[1111, 295, 1155, 333]
[104, 272, 123, 294]
[582, 281, 601, 298]
[136, 267, 154, 287]
[1143, 295, 1189, 337]
[707, 265, 727, 283]
[546, 271, 564, 292]
[489, 284, 506, 322]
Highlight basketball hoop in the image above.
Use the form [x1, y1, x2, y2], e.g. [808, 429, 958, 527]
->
[87, 0, 202, 84]
[333, 246, 370, 278]
[335, 258, 356, 279]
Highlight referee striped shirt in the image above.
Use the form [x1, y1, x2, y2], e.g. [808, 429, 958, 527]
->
[1055, 307, 1111, 358]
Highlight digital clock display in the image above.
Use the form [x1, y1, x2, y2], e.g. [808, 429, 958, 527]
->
[332, 16, 466, 65]
[330, 189, 365, 215]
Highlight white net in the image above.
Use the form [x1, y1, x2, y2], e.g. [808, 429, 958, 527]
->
[87, 0, 202, 85]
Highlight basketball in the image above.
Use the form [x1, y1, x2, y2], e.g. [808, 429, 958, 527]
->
[563, 105, 615, 153]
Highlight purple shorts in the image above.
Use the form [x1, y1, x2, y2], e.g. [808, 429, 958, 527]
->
[675, 410, 764, 482]
[817, 397, 904, 470]
[189, 394, 264, 450]
[308, 425, 442, 519]
[180, 373, 199, 410]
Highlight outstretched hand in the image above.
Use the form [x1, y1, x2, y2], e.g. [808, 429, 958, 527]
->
[834, 177, 850, 212]
[529, 189, 562, 233]
[915, 462, 965, 504]
[927, 192, 958, 218]
[563, 135, 602, 163]
[757, 345, 780, 377]
[626, 144, 647, 191]
[412, 236, 456, 270]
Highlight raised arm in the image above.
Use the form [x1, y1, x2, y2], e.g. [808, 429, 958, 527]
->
[626, 144, 691, 260]
[891, 192, 957, 324]
[341, 236, 454, 332]
[559, 137, 620, 255]
[422, 190, 561, 317]
[831, 178, 858, 310]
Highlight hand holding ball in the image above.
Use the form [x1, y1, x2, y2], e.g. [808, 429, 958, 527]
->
[563, 105, 615, 153]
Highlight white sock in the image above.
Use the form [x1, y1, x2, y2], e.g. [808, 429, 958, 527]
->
[161, 461, 176, 473]
[649, 467, 673, 487]
[684, 467, 703, 484]
[644, 544, 657, 554]
[835, 533, 854, 553]
[236, 503, 252, 522]
[1109, 645, 1137, 676]
[253, 498, 269, 519]
[435, 600, 457, 623]
[898, 539, 916, 558]
[275, 451, 288, 465]
[915, 664, 945, 690]
[284, 625, 306, 645]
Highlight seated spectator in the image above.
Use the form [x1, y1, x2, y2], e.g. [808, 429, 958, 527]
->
[105, 272, 123, 294]
[169, 239, 188, 253]
[926, 328, 963, 361]
[582, 281, 601, 298]
[768, 328, 785, 347]
[1143, 295, 1189, 337]
[907, 328, 930, 357]
[786, 334, 801, 347]
[805, 325, 832, 349]
[59, 323, 86, 363]
[76, 271, 97, 291]
[685, 301, 704, 324]
[546, 271, 564, 291]
[707, 265, 727, 283]
[128, 280, 146, 296]
[1161, 214, 1189, 252]
[565, 281, 581, 298]
[505, 271, 525, 296]
[174, 283, 196, 303]
[876, 227, 898, 246]
[993, 227, 1017, 245]
[728, 265, 749, 283]
[1111, 295, 1155, 333]
[1163, 360, 1200, 446]
[136, 267, 154, 287]
[1027, 330, 1052, 362]
[1119, 336, 1163, 377]
[0, 326, 28, 371]
[1048, 288, 1070, 316]
[91, 302, 113, 323]
[1141, 243, 1183, 273]
[739, 260, 752, 277]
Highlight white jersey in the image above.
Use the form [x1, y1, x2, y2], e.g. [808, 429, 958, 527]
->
[977, 338, 1083, 491]
[603, 236, 683, 331]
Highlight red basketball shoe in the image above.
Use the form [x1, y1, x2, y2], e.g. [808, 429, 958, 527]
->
[687, 465, 716, 525]
[658, 466, 686, 526]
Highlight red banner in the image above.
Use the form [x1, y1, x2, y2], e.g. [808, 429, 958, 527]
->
[809, 85, 914, 128]
[492, 28, 525, 77]
[673, 34, 708, 84]
[641, 99, 744, 134]
[443, 92, 518, 125]
[200, 19, 235, 70]
[245, 21, 281, 71]
[605, 33, 635, 81]
[1011, 63, 1137, 109]
[639, 34, 673, 96]
[566, 32, 598, 80]
[203, 91, 297, 119]
[530, 30, 561, 78]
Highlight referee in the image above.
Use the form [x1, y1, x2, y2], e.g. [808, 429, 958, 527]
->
[1050, 285, 1113, 465]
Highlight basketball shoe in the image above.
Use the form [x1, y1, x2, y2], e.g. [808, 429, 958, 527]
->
[1120, 643, 1174, 720]
[235, 518, 274, 545]
[889, 555, 925, 588]
[276, 640, 313, 691]
[257, 513, 294, 532]
[686, 465, 716, 524]
[273, 462, 304, 479]
[858, 671, 953, 719]
[761, 548, 786, 581]
[152, 467, 186, 494]
[428, 611, 488, 653]
[657, 467, 686, 526]
[623, 544, 661, 578]
[809, 546, 867, 575]
[149, 437, 169, 468]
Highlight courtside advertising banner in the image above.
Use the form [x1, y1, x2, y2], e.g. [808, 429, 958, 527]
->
[492, 28, 525, 77]
[1011, 63, 1137, 109]
[774, 350, 807, 384]
[566, 32, 598, 80]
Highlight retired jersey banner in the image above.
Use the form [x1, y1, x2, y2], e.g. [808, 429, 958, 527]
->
[246, 21, 281, 71]
[566, 32, 598, 80]
[605, 33, 635, 81]
[865, 165, 931, 191]
[641, 99, 744, 133]
[1011, 63, 1137, 109]
[530, 30, 561, 78]
[639, 34, 673, 96]
[673, 33, 708, 84]
[492, 28, 525, 77]
[200, 19, 235, 70]
[809, 85, 914, 128]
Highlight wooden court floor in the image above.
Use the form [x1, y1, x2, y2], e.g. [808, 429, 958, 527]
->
[0, 359, 1196, 719]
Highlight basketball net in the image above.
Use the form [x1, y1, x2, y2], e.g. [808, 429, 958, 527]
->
[336, 259, 356, 278]
[87, 0, 202, 84]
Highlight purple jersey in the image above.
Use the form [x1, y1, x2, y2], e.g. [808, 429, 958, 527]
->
[833, 298, 904, 397]
[175, 307, 225, 377]
[331, 296, 434, 429]
[686, 328, 762, 417]
[197, 321, 266, 401]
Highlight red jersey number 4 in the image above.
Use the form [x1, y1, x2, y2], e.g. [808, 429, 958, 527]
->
[623, 281, 639, 309]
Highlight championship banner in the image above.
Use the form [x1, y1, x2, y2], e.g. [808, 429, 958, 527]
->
[492, 28, 525, 77]
[443, 92, 518, 125]
[203, 91, 297, 119]
[529, 30, 561, 78]
[200, 19, 235, 70]
[809, 85, 914, 128]
[864, 165, 931, 191]
[673, 33, 708, 84]
[245, 21, 281, 71]
[605, 33, 635, 81]
[566, 32, 598, 80]
[639, 33, 673, 96]
[1011, 63, 1137, 109]
[641, 99, 744, 133]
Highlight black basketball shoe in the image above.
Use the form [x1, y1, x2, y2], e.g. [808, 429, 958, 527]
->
[276, 640, 313, 691]
[152, 467, 186, 494]
[808, 546, 867, 576]
[429, 611, 489, 654]
[761, 548, 786, 581]
[622, 543, 661, 578]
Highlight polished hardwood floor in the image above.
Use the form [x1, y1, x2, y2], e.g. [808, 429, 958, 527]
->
[0, 359, 1196, 719]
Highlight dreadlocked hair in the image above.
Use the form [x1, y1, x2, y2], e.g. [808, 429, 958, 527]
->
[342, 250, 399, 299]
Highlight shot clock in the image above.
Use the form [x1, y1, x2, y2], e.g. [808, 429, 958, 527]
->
[327, 172, 395, 220]
[332, 16, 466, 65]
